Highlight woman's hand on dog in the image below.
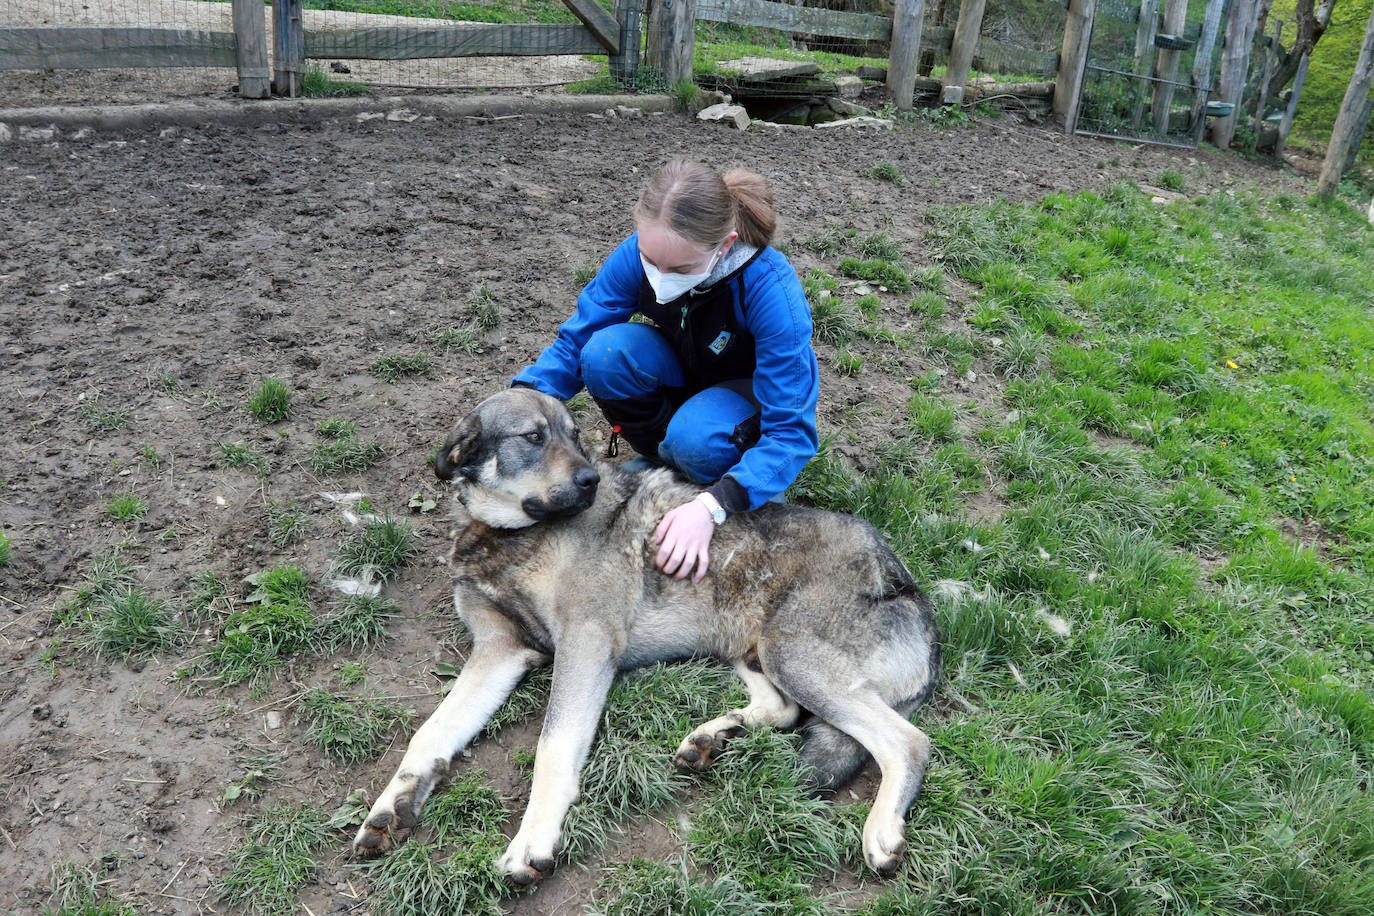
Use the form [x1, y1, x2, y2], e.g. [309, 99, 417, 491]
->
[654, 499, 715, 582]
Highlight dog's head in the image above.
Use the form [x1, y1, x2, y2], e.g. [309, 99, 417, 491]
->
[434, 388, 600, 529]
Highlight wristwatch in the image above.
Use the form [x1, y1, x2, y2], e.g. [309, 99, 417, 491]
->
[694, 491, 727, 526]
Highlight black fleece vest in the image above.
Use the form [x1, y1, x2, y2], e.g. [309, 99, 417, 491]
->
[636, 248, 764, 390]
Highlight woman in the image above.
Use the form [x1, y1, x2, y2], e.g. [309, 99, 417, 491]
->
[512, 159, 819, 582]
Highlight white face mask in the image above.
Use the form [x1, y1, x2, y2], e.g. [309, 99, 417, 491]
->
[640, 249, 722, 304]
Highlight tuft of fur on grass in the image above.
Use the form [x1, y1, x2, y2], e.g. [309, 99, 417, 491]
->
[298, 687, 411, 763]
[217, 801, 332, 916]
[311, 438, 383, 474]
[105, 495, 147, 522]
[248, 378, 291, 423]
[320, 593, 396, 651]
[334, 517, 417, 583]
[217, 441, 271, 477]
[371, 353, 433, 383]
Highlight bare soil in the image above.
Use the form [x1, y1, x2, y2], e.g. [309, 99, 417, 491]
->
[0, 101, 1299, 915]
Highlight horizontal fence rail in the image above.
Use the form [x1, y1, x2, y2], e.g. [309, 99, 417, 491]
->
[304, 23, 608, 61]
[0, 26, 236, 70]
[695, 0, 889, 41]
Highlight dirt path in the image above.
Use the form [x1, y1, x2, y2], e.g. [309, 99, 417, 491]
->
[0, 103, 1301, 914]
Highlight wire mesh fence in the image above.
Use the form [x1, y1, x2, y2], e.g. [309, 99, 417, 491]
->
[1076, 0, 1224, 147]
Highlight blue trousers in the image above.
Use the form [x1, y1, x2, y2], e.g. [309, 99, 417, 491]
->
[580, 323, 759, 484]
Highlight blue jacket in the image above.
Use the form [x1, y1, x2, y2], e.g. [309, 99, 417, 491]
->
[513, 233, 819, 510]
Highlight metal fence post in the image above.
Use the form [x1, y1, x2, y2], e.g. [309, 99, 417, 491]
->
[273, 0, 304, 97]
[233, 0, 270, 98]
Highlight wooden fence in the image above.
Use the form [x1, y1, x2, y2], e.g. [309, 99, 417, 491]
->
[0, 0, 1085, 127]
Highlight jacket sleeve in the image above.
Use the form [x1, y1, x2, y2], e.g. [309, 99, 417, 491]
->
[708, 249, 819, 511]
[511, 235, 643, 399]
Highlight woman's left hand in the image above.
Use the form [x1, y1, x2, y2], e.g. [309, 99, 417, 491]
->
[654, 499, 716, 582]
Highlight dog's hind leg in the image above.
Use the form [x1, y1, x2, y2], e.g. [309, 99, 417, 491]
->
[354, 611, 545, 858]
[497, 625, 619, 886]
[675, 656, 800, 771]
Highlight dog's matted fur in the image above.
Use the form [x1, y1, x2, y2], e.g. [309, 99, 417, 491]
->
[354, 388, 940, 881]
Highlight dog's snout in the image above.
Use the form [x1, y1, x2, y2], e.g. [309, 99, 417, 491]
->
[573, 467, 600, 493]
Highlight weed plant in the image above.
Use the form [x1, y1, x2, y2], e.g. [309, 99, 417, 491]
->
[81, 399, 128, 432]
[47, 860, 137, 916]
[298, 687, 411, 763]
[371, 353, 433, 382]
[207, 566, 315, 687]
[334, 517, 417, 583]
[427, 325, 480, 354]
[217, 441, 270, 477]
[300, 66, 369, 97]
[470, 286, 500, 330]
[57, 553, 181, 660]
[218, 802, 332, 916]
[315, 417, 356, 439]
[831, 348, 863, 376]
[264, 501, 305, 546]
[862, 161, 904, 185]
[105, 495, 147, 522]
[810, 296, 863, 348]
[248, 378, 291, 423]
[839, 257, 911, 291]
[311, 438, 384, 474]
[321, 593, 396, 651]
[0, 530, 11, 566]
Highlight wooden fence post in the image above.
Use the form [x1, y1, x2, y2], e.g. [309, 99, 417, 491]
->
[1053, 0, 1096, 132]
[1274, 52, 1308, 158]
[942, 0, 988, 104]
[1209, 0, 1259, 148]
[1318, 0, 1374, 195]
[1187, 0, 1226, 139]
[233, 0, 270, 98]
[1129, 0, 1161, 129]
[1252, 18, 1282, 141]
[273, 0, 304, 97]
[648, 0, 694, 86]
[1149, 0, 1188, 135]
[887, 0, 926, 111]
[610, 0, 645, 81]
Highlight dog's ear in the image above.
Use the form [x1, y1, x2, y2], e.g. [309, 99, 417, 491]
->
[434, 412, 483, 481]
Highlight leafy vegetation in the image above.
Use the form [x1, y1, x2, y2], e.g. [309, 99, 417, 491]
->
[248, 378, 292, 423]
[217, 802, 333, 916]
[298, 687, 411, 763]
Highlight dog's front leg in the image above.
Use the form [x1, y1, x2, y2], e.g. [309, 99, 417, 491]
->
[354, 628, 545, 857]
[497, 627, 619, 885]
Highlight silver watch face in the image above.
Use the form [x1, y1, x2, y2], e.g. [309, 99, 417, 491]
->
[711, 507, 726, 525]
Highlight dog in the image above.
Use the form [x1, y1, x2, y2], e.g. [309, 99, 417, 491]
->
[353, 387, 940, 881]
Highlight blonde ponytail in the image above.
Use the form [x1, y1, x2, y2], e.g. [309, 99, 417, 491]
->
[723, 168, 777, 248]
[636, 159, 779, 249]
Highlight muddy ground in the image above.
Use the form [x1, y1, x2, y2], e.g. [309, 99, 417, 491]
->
[0, 100, 1302, 914]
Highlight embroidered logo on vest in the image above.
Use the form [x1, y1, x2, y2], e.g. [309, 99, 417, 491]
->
[708, 331, 732, 355]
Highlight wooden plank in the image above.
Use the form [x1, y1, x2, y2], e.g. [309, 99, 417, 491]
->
[233, 0, 270, 98]
[1149, 0, 1187, 135]
[696, 0, 890, 41]
[972, 34, 1058, 77]
[649, 0, 694, 84]
[1129, 0, 1161, 128]
[274, 0, 303, 96]
[1053, 0, 1095, 130]
[942, 0, 989, 103]
[561, 0, 620, 54]
[609, 0, 644, 80]
[305, 24, 606, 60]
[0, 27, 236, 70]
[1208, 0, 1259, 148]
[1187, 0, 1226, 137]
[1252, 18, 1281, 140]
[887, 0, 926, 110]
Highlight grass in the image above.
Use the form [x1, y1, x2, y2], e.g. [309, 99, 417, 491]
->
[264, 501, 305, 546]
[206, 565, 316, 687]
[105, 495, 147, 522]
[298, 687, 411, 763]
[311, 437, 384, 474]
[320, 593, 396, 651]
[0, 529, 12, 566]
[371, 353, 433, 383]
[862, 160, 904, 185]
[300, 66, 370, 97]
[839, 257, 911, 292]
[217, 801, 333, 916]
[218, 441, 271, 477]
[428, 325, 481, 354]
[81, 398, 128, 432]
[56, 553, 182, 661]
[315, 417, 356, 439]
[248, 378, 291, 423]
[470, 286, 500, 330]
[46, 860, 137, 916]
[334, 516, 417, 584]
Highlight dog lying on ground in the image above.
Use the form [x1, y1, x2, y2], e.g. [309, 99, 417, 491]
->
[353, 387, 941, 881]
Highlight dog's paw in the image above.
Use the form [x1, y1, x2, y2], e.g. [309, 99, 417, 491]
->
[351, 773, 431, 858]
[674, 716, 747, 771]
[862, 816, 907, 876]
[496, 834, 557, 886]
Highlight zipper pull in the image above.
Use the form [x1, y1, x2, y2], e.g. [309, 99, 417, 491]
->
[680, 304, 687, 329]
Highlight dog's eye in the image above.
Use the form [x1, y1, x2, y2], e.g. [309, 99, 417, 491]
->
[524, 431, 543, 444]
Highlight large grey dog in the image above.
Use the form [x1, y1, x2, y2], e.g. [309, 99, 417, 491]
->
[353, 387, 940, 881]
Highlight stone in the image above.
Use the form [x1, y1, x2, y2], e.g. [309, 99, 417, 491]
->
[855, 65, 888, 81]
[834, 75, 863, 99]
[356, 111, 384, 122]
[697, 103, 750, 130]
[0, 123, 10, 143]
[20, 126, 56, 141]
[266, 710, 283, 730]
[814, 116, 894, 131]
[827, 98, 873, 117]
[716, 57, 821, 81]
[385, 108, 420, 122]
[614, 105, 643, 118]
[687, 89, 729, 115]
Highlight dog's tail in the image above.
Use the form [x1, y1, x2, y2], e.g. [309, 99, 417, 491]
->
[797, 718, 869, 796]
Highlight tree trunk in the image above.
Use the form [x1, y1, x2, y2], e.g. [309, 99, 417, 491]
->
[1318, 0, 1374, 195]
[1151, 0, 1190, 135]
[1210, 0, 1261, 148]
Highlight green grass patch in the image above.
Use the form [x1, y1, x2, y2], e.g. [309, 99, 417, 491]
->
[264, 501, 305, 546]
[46, 860, 138, 916]
[862, 160, 904, 185]
[320, 593, 396, 651]
[206, 565, 316, 687]
[371, 353, 433, 383]
[248, 377, 291, 423]
[57, 552, 182, 661]
[300, 66, 369, 97]
[218, 801, 333, 916]
[298, 687, 411, 763]
[311, 438, 384, 474]
[105, 495, 147, 522]
[334, 516, 417, 583]
[315, 417, 356, 439]
[0, 529, 13, 566]
[838, 256, 911, 292]
[217, 441, 271, 477]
